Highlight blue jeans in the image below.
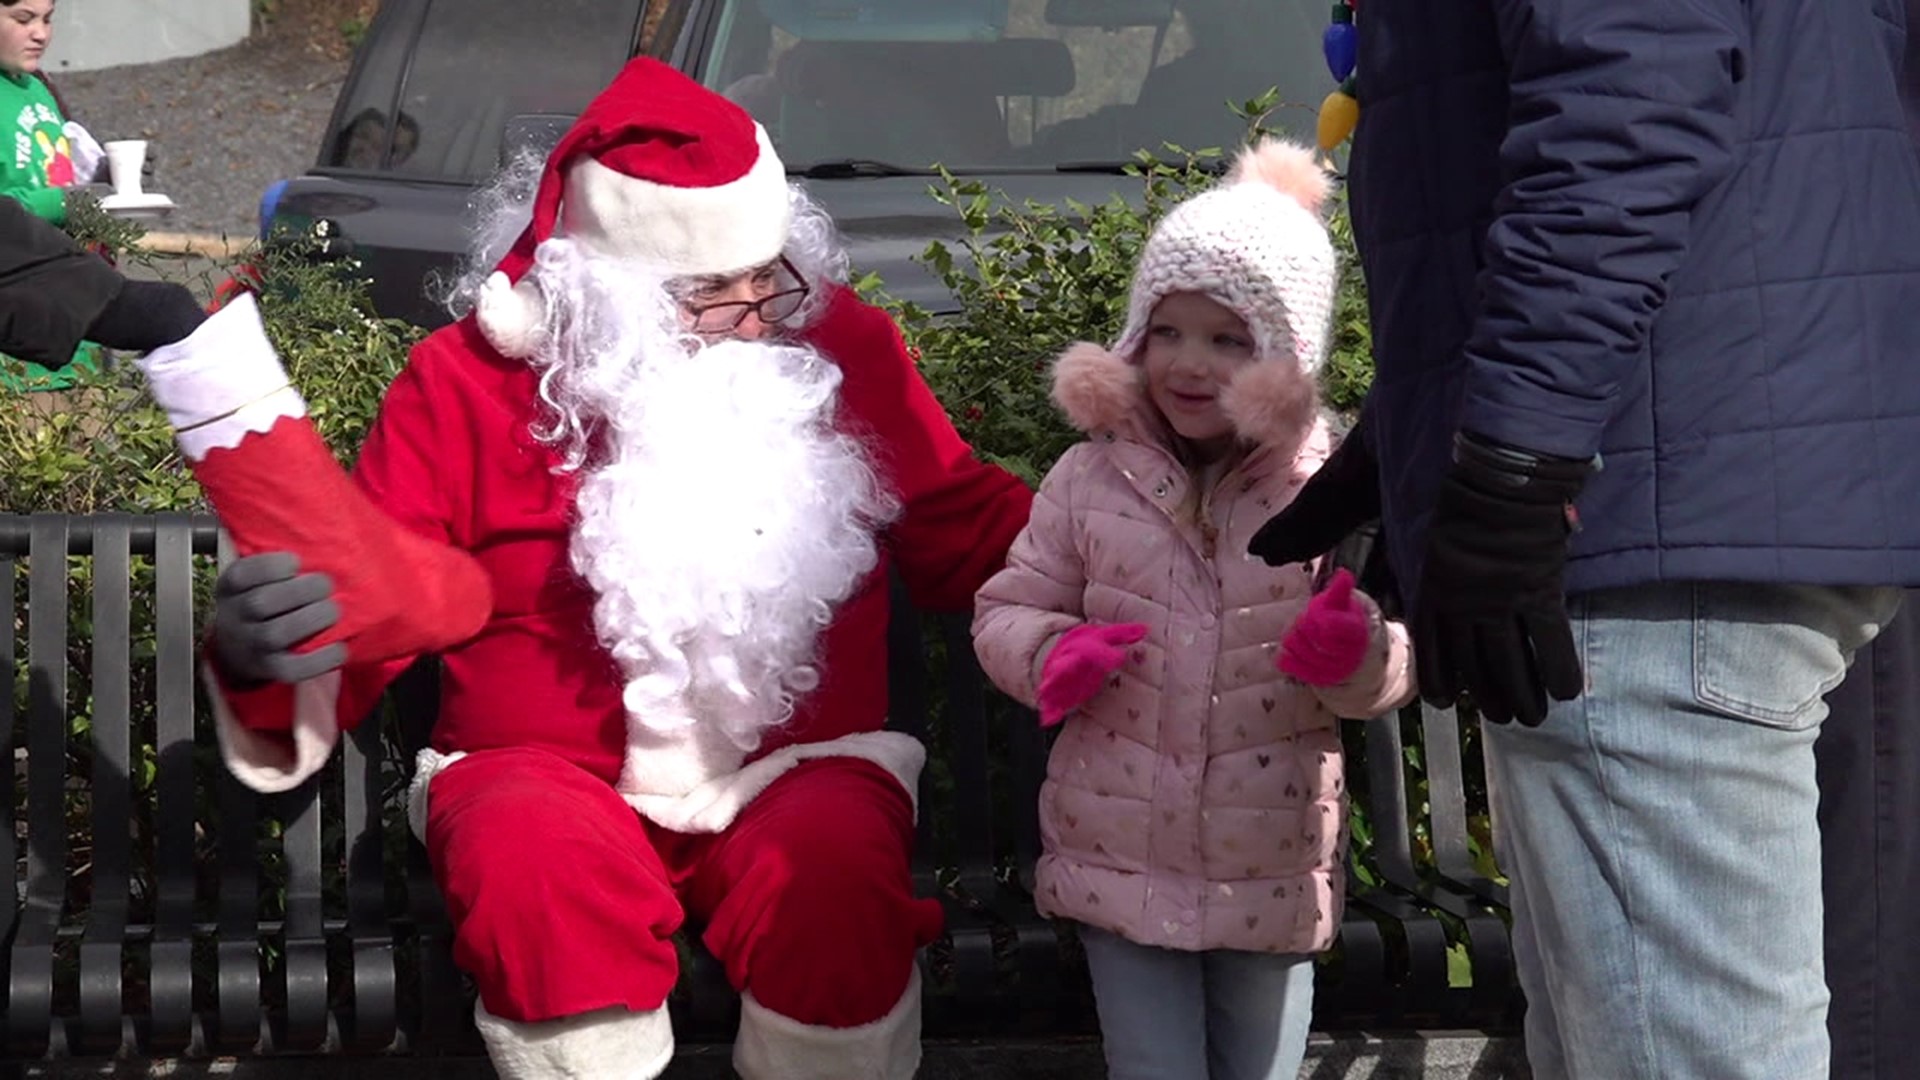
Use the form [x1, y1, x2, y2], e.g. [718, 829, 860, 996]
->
[1486, 581, 1902, 1080]
[1078, 923, 1314, 1080]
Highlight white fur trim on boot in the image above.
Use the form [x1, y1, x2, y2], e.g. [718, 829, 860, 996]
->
[475, 999, 674, 1080]
[733, 966, 922, 1080]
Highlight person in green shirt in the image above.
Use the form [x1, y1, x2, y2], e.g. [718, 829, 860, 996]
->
[0, 0, 116, 391]
[0, 0, 101, 226]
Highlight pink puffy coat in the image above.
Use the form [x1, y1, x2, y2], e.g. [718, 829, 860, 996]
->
[973, 343, 1416, 956]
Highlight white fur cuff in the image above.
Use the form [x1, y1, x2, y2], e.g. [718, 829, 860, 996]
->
[733, 966, 922, 1080]
[407, 747, 469, 842]
[476, 1000, 674, 1080]
[206, 663, 343, 793]
[135, 293, 308, 462]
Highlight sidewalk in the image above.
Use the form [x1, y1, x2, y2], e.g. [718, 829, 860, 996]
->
[20, 1032, 1531, 1079]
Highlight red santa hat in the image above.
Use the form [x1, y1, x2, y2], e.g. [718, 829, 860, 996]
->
[476, 57, 793, 357]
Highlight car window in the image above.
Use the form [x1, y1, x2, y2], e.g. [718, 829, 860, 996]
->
[380, 0, 648, 182]
[706, 0, 1326, 171]
[320, 1, 424, 172]
[640, 0, 681, 51]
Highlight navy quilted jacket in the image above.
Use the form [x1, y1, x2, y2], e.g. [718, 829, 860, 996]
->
[1350, 0, 1920, 595]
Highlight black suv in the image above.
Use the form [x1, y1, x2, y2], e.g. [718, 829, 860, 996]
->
[262, 0, 1327, 328]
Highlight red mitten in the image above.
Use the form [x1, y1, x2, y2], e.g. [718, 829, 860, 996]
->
[1278, 569, 1371, 686]
[138, 294, 492, 669]
[1037, 622, 1148, 727]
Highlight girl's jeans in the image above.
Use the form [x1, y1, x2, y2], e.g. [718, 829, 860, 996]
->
[1486, 581, 1903, 1080]
[1077, 923, 1314, 1079]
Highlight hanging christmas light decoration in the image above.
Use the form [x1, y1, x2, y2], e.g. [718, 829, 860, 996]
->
[1317, 0, 1359, 151]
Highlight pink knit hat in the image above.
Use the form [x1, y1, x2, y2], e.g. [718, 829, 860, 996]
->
[1112, 138, 1337, 372]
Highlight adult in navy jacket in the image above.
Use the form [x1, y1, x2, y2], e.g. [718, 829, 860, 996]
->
[1813, 8, 1920, 1080]
[1250, 3, 1920, 1078]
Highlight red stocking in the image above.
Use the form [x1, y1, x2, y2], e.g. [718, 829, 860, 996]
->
[137, 293, 491, 667]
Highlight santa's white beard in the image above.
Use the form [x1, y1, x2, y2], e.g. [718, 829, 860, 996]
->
[562, 312, 895, 769]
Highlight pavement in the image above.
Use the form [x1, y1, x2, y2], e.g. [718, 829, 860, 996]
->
[18, 1032, 1530, 1079]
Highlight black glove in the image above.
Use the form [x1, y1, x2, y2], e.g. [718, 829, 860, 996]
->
[1414, 432, 1591, 726]
[211, 552, 347, 686]
[86, 279, 206, 353]
[0, 194, 121, 367]
[1248, 407, 1381, 567]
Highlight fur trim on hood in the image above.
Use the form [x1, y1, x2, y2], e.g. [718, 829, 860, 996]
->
[1051, 342, 1320, 463]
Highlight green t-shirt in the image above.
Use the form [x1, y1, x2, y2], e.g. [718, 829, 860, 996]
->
[0, 72, 97, 388]
[1, 71, 70, 224]
[0, 341, 102, 393]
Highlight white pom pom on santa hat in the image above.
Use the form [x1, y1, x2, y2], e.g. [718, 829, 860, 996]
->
[475, 58, 793, 358]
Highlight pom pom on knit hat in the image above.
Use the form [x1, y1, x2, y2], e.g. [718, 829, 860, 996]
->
[476, 58, 793, 357]
[1231, 138, 1333, 216]
[1111, 138, 1337, 373]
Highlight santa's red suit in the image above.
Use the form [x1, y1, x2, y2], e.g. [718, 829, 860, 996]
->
[194, 287, 1031, 1075]
[174, 57, 1034, 1080]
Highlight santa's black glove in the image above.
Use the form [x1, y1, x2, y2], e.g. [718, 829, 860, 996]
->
[1414, 432, 1590, 727]
[1248, 407, 1381, 567]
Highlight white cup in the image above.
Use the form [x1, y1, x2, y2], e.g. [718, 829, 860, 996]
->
[103, 139, 147, 198]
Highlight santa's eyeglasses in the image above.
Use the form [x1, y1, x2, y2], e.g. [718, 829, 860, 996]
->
[681, 257, 810, 334]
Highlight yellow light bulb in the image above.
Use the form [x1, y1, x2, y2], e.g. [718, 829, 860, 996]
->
[1317, 90, 1359, 151]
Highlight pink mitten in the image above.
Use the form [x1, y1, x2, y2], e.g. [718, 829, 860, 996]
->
[1037, 622, 1149, 727]
[1278, 569, 1372, 686]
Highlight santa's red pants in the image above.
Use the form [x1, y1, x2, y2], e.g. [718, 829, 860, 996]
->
[424, 748, 943, 1027]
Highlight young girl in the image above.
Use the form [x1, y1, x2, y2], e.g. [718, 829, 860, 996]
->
[972, 138, 1415, 1079]
[0, 0, 103, 225]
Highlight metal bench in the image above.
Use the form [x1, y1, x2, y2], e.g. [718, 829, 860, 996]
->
[1, 511, 1517, 1069]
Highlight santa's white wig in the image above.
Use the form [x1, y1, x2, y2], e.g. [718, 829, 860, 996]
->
[436, 156, 891, 756]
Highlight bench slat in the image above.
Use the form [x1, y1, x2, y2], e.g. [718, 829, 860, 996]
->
[9, 514, 73, 1057]
[341, 723, 399, 1053]
[212, 771, 261, 1053]
[1415, 704, 1518, 1025]
[936, 613, 996, 901]
[146, 514, 204, 1054]
[77, 516, 133, 1056]
[0, 539, 18, 1040]
[882, 577, 935, 891]
[278, 783, 330, 1052]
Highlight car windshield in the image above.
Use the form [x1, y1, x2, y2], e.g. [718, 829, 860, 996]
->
[702, 0, 1327, 173]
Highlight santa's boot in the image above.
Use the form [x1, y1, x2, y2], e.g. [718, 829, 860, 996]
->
[474, 1000, 674, 1079]
[732, 967, 922, 1080]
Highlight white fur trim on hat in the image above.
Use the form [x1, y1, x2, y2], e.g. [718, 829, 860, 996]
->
[475, 124, 793, 358]
[1113, 138, 1337, 373]
[564, 123, 792, 278]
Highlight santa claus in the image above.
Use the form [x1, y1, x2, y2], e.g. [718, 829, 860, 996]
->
[176, 58, 1032, 1079]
